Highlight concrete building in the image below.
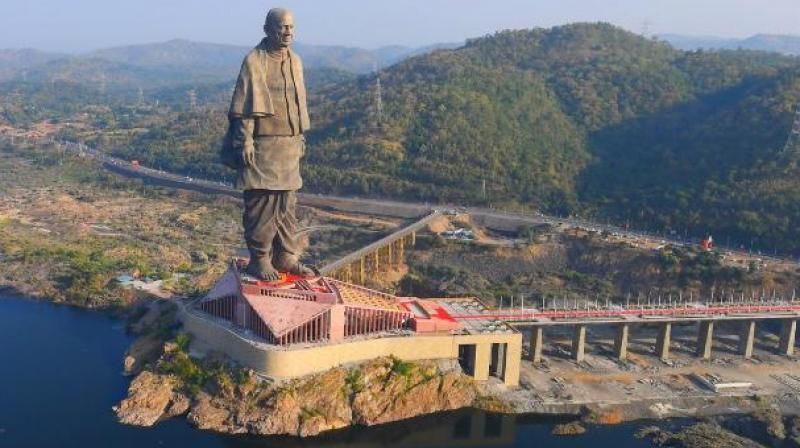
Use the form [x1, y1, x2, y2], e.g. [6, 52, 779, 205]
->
[182, 260, 522, 386]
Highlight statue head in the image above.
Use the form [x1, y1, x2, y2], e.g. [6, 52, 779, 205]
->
[264, 8, 295, 48]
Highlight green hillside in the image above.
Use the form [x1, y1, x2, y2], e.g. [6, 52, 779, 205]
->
[303, 23, 800, 252]
[4, 23, 800, 253]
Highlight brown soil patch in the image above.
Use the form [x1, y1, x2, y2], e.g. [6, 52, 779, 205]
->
[426, 215, 451, 234]
[562, 371, 636, 385]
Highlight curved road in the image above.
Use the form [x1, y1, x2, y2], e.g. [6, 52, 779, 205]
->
[5, 135, 798, 266]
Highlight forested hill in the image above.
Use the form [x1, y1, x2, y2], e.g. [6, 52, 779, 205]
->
[304, 23, 800, 253]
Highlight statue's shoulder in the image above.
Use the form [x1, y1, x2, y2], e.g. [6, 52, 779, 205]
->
[242, 46, 264, 64]
[289, 48, 304, 65]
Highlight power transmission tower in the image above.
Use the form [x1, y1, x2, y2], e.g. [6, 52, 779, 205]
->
[373, 63, 384, 128]
[640, 20, 652, 38]
[188, 89, 198, 110]
[782, 103, 800, 154]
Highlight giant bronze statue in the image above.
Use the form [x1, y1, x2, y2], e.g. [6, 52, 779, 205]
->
[224, 8, 313, 281]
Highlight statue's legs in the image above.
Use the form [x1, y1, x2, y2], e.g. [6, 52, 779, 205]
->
[243, 189, 294, 280]
[243, 189, 310, 279]
[270, 191, 314, 276]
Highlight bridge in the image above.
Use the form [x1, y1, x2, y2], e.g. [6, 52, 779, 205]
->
[319, 210, 442, 284]
[448, 294, 800, 364]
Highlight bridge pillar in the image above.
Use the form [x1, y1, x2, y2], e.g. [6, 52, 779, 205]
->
[614, 324, 629, 360]
[398, 238, 404, 264]
[778, 319, 797, 356]
[572, 325, 586, 363]
[738, 320, 756, 359]
[411, 231, 416, 246]
[529, 327, 543, 363]
[373, 252, 380, 273]
[656, 323, 672, 361]
[696, 321, 714, 359]
[387, 240, 393, 267]
[359, 257, 366, 284]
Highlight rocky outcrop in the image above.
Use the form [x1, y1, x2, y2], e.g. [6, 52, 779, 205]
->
[351, 358, 476, 426]
[113, 371, 190, 426]
[123, 300, 178, 375]
[638, 423, 765, 448]
[116, 356, 480, 438]
[552, 421, 587, 436]
[123, 333, 165, 375]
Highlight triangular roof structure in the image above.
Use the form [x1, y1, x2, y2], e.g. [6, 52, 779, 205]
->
[202, 268, 241, 302]
[242, 293, 333, 337]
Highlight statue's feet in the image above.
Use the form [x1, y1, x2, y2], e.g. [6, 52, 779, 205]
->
[245, 258, 281, 282]
[274, 254, 316, 277]
[285, 262, 316, 277]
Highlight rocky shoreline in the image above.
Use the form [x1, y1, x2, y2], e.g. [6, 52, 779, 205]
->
[115, 349, 479, 437]
[114, 338, 800, 442]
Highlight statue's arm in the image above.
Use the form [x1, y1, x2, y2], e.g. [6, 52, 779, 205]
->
[233, 118, 256, 167]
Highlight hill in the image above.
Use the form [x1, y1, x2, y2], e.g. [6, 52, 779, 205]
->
[4, 24, 800, 254]
[0, 49, 65, 80]
[303, 23, 800, 252]
[661, 33, 800, 56]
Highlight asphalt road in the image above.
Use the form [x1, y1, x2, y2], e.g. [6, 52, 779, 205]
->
[6, 135, 797, 266]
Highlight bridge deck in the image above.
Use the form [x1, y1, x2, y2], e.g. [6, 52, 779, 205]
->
[451, 302, 800, 326]
[319, 210, 440, 275]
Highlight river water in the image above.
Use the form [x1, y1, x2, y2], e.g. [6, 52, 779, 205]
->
[0, 296, 674, 447]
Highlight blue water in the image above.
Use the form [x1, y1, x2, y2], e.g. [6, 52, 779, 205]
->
[0, 296, 670, 447]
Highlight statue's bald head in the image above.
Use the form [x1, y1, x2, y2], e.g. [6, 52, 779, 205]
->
[264, 8, 295, 48]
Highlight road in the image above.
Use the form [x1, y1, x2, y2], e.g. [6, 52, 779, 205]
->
[3, 134, 797, 267]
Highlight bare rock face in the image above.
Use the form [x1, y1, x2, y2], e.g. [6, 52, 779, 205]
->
[123, 333, 164, 376]
[114, 371, 189, 426]
[115, 356, 481, 438]
[352, 359, 476, 426]
[186, 393, 243, 435]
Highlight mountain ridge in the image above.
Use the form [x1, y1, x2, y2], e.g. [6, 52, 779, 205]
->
[660, 33, 800, 55]
[0, 39, 463, 85]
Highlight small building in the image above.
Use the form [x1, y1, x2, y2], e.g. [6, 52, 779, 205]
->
[692, 372, 752, 393]
[181, 260, 522, 386]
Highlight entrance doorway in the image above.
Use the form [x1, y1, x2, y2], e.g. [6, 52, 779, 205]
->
[458, 344, 476, 376]
[489, 343, 507, 380]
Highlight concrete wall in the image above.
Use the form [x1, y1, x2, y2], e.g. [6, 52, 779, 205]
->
[181, 306, 521, 386]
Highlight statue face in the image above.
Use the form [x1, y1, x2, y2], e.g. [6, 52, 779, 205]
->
[265, 11, 295, 48]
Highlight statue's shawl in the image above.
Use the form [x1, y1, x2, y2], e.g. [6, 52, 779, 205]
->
[228, 38, 310, 132]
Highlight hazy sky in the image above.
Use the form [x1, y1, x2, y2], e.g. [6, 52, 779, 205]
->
[2, 0, 799, 53]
